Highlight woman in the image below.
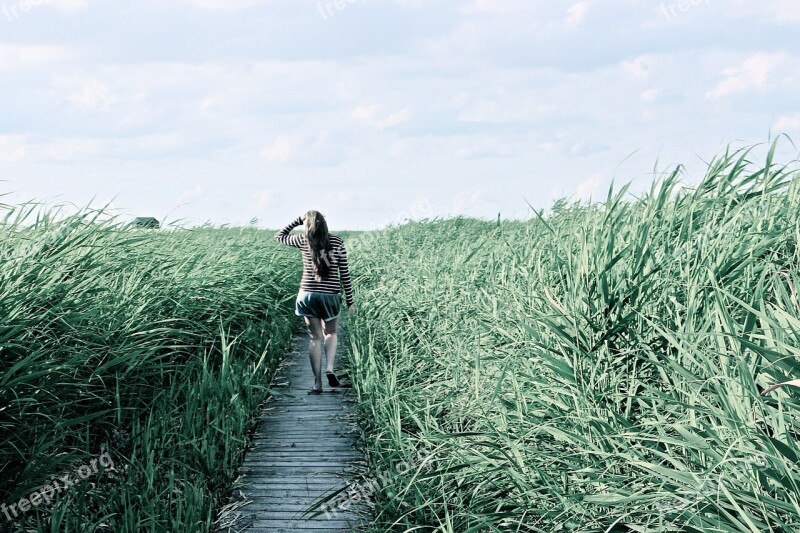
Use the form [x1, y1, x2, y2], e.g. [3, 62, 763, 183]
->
[275, 211, 355, 394]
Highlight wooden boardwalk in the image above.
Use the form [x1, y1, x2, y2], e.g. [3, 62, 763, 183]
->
[220, 323, 366, 532]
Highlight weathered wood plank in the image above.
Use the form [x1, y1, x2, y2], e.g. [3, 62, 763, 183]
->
[216, 323, 365, 532]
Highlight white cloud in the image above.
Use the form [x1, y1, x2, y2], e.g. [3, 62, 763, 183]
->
[178, 184, 207, 205]
[564, 1, 591, 28]
[38, 138, 102, 161]
[765, 0, 800, 22]
[456, 89, 555, 124]
[0, 45, 72, 68]
[179, 0, 269, 11]
[534, 132, 608, 158]
[256, 131, 344, 166]
[325, 192, 354, 206]
[351, 105, 410, 130]
[0, 137, 101, 163]
[621, 56, 653, 81]
[64, 79, 116, 110]
[0, 0, 796, 230]
[260, 135, 294, 163]
[452, 189, 486, 214]
[0, 135, 28, 163]
[538, 141, 560, 153]
[454, 138, 515, 159]
[382, 109, 410, 128]
[706, 52, 787, 99]
[575, 173, 602, 201]
[466, 0, 523, 14]
[773, 114, 800, 132]
[389, 194, 435, 223]
[4, 134, 187, 163]
[252, 189, 278, 209]
[50, 0, 90, 12]
[569, 140, 608, 157]
[729, 0, 800, 23]
[351, 104, 378, 122]
[640, 89, 659, 102]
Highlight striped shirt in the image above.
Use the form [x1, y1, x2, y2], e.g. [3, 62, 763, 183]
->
[275, 216, 354, 307]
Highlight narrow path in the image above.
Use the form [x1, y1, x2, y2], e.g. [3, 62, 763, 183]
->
[229, 323, 365, 532]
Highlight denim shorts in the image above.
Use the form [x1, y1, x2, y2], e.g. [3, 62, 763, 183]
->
[295, 290, 341, 322]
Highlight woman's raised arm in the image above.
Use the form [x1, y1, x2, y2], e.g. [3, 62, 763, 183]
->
[275, 215, 305, 248]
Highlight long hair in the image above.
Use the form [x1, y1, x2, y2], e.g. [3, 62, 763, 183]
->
[304, 210, 331, 281]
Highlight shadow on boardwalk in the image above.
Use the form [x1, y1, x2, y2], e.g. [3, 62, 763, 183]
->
[216, 322, 367, 532]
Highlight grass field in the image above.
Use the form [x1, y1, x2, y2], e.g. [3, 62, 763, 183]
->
[2, 142, 800, 532]
[0, 208, 300, 532]
[345, 144, 800, 531]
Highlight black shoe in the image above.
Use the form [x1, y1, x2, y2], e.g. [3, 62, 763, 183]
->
[326, 372, 341, 387]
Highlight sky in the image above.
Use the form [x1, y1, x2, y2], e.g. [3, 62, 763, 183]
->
[0, 0, 799, 230]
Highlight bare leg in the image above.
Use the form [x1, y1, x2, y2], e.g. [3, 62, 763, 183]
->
[304, 317, 324, 391]
[323, 317, 338, 374]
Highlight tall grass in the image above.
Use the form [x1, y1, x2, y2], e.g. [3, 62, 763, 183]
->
[346, 142, 800, 531]
[0, 206, 299, 532]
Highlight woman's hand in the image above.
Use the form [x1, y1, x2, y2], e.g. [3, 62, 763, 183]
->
[347, 303, 356, 314]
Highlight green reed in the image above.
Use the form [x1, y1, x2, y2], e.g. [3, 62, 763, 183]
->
[0, 208, 300, 532]
[346, 141, 800, 532]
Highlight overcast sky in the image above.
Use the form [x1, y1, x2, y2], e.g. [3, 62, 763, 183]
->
[1, 0, 799, 229]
